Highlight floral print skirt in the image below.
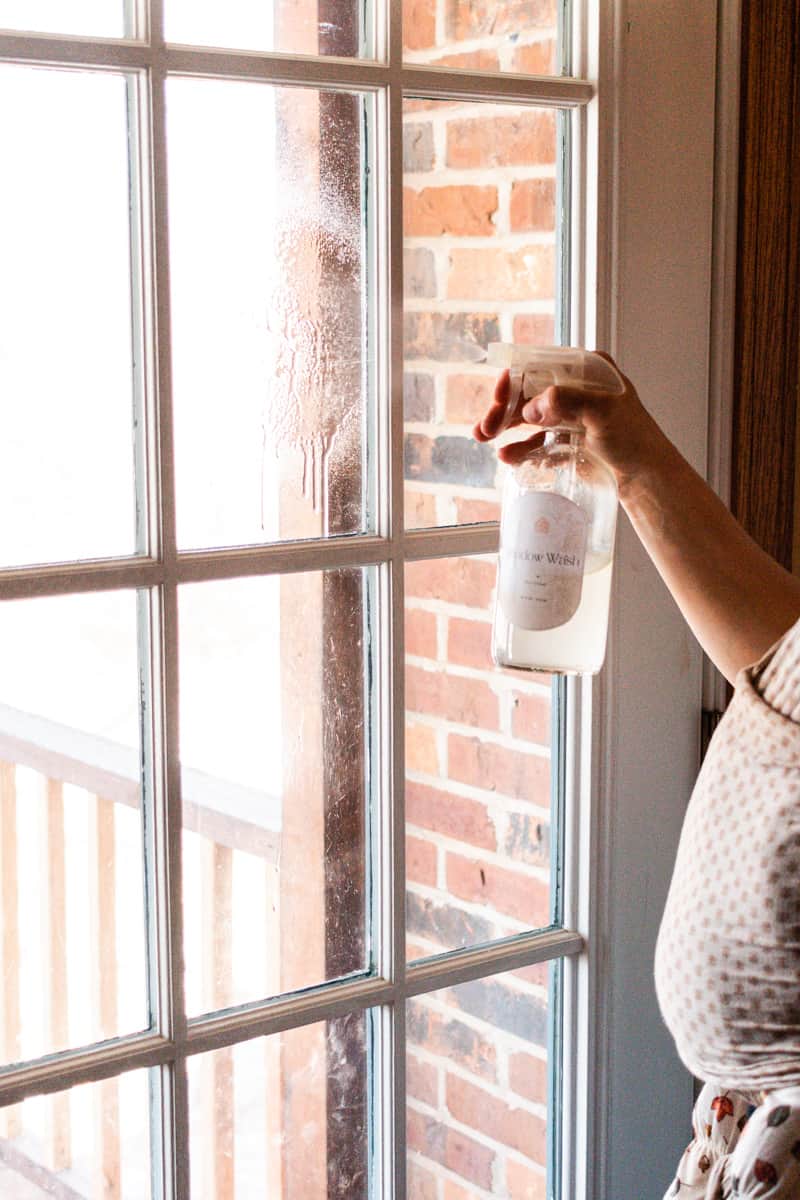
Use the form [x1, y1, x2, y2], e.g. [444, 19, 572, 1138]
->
[664, 1081, 800, 1198]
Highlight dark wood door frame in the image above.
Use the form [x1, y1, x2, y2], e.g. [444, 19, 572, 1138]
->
[731, 0, 800, 568]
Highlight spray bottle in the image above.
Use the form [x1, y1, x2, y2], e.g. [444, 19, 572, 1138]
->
[488, 344, 623, 674]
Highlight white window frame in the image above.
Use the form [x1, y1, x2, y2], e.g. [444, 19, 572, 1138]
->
[0, 0, 739, 1196]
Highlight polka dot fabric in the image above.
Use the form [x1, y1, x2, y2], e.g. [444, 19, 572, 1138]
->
[655, 616, 800, 1095]
[663, 1082, 800, 1198]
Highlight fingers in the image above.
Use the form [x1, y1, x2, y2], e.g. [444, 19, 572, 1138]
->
[520, 384, 588, 427]
[473, 369, 513, 442]
[498, 430, 547, 465]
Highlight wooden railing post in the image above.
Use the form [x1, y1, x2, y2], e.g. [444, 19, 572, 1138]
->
[89, 794, 121, 1198]
[43, 779, 70, 1171]
[201, 839, 234, 1200]
[265, 860, 283, 1194]
[0, 761, 21, 1138]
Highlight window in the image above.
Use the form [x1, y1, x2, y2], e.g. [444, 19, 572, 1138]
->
[0, 0, 725, 1197]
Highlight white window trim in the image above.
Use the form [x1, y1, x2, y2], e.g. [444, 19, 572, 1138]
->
[560, 2, 743, 1196]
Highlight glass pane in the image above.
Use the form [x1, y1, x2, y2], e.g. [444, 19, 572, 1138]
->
[0, 0, 126, 37]
[166, 0, 365, 57]
[405, 556, 555, 959]
[167, 78, 373, 550]
[403, 0, 560, 74]
[407, 966, 558, 1198]
[0, 592, 149, 1065]
[0, 66, 141, 568]
[188, 1014, 370, 1199]
[179, 570, 372, 1016]
[404, 100, 561, 529]
[0, 1069, 152, 1198]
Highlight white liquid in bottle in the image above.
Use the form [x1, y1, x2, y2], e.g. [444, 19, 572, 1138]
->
[492, 427, 618, 675]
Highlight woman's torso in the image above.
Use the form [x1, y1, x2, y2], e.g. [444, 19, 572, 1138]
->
[654, 618, 800, 1095]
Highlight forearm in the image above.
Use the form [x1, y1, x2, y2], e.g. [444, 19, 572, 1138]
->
[618, 421, 800, 682]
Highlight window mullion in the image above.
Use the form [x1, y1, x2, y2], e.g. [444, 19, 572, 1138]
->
[387, 2, 407, 1196]
[148, 11, 190, 1190]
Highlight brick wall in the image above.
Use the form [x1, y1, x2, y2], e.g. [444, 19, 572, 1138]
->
[403, 2, 560, 1194]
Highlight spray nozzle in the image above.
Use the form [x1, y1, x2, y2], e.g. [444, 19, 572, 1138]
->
[484, 343, 625, 433]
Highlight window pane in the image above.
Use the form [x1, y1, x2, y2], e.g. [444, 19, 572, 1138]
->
[407, 965, 558, 1198]
[167, 79, 374, 550]
[0, 67, 140, 568]
[165, 0, 366, 57]
[405, 557, 555, 958]
[179, 570, 372, 1016]
[404, 0, 560, 74]
[0, 0, 126, 37]
[188, 1014, 370, 1199]
[404, 100, 562, 529]
[0, 1069, 152, 1198]
[0, 592, 149, 1065]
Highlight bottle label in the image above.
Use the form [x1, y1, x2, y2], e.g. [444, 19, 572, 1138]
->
[499, 492, 588, 630]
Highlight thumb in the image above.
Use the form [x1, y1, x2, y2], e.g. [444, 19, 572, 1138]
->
[521, 385, 585, 427]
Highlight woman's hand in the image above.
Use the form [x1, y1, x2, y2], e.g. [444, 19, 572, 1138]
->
[472, 353, 664, 498]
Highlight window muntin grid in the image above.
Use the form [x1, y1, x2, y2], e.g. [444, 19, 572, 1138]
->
[0, 14, 591, 1200]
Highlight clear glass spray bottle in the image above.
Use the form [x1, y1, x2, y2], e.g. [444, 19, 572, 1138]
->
[487, 345, 622, 675]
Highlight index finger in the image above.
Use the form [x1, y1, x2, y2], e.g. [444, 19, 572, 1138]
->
[472, 369, 527, 442]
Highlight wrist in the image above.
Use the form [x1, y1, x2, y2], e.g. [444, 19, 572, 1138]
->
[591, 405, 672, 500]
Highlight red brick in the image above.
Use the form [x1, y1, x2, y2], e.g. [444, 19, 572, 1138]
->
[446, 852, 550, 926]
[406, 664, 499, 729]
[404, 372, 435, 421]
[404, 98, 461, 114]
[407, 833, 438, 887]
[454, 498, 501, 524]
[448, 733, 550, 802]
[403, 0, 435, 50]
[404, 432, 496, 487]
[512, 961, 550, 988]
[512, 692, 551, 744]
[512, 313, 555, 345]
[407, 1161, 438, 1200]
[404, 246, 437, 298]
[444, 1182, 474, 1200]
[406, 720, 440, 775]
[447, 617, 493, 669]
[407, 1108, 495, 1190]
[510, 178, 556, 232]
[507, 1157, 548, 1199]
[408, 1050, 439, 1107]
[448, 245, 555, 301]
[504, 813, 550, 869]
[447, 113, 556, 169]
[446, 1074, 547, 1161]
[404, 311, 500, 362]
[445, 373, 494, 424]
[433, 49, 500, 71]
[404, 122, 435, 172]
[406, 557, 495, 610]
[405, 487, 437, 528]
[404, 185, 498, 237]
[406, 780, 497, 850]
[408, 998, 497, 1081]
[405, 606, 438, 659]
[512, 39, 558, 75]
[447, 0, 555, 40]
[509, 1051, 549, 1105]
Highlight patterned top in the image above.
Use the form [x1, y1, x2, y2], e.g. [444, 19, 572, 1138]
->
[654, 615, 800, 1095]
